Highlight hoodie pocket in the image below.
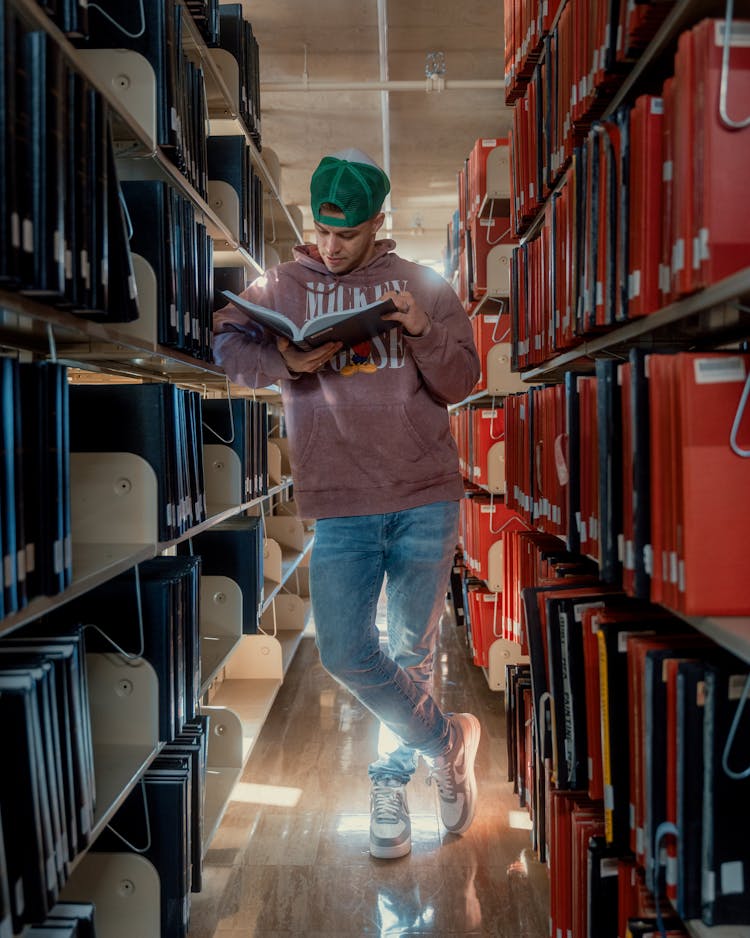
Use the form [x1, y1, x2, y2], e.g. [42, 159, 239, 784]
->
[293, 403, 451, 490]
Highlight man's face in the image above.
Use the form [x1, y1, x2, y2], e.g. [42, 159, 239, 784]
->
[313, 211, 385, 274]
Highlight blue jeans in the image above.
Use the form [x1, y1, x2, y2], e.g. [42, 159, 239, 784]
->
[309, 500, 460, 784]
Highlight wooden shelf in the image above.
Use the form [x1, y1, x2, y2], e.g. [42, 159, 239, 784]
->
[686, 922, 750, 938]
[520, 267, 750, 382]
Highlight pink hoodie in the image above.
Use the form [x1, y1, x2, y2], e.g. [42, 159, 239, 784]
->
[213, 239, 480, 519]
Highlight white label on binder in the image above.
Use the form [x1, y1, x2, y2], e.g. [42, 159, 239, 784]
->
[663, 159, 673, 182]
[596, 281, 603, 306]
[22, 219, 34, 253]
[703, 870, 716, 902]
[81, 250, 90, 287]
[694, 356, 746, 383]
[699, 227, 710, 260]
[715, 20, 750, 46]
[481, 410, 499, 419]
[604, 784, 614, 809]
[601, 857, 619, 877]
[11, 212, 20, 247]
[26, 542, 35, 575]
[650, 97, 664, 114]
[729, 674, 747, 701]
[625, 539, 634, 570]
[672, 238, 685, 272]
[692, 235, 701, 270]
[170, 303, 177, 327]
[629, 269, 641, 298]
[574, 600, 604, 622]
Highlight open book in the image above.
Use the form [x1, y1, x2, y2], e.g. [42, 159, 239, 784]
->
[221, 291, 399, 351]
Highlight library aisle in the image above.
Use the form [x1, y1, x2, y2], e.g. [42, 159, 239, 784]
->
[187, 605, 549, 937]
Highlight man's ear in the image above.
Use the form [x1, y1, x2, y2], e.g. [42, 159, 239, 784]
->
[371, 212, 386, 235]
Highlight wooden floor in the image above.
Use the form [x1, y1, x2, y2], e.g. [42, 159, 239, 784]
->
[188, 604, 550, 937]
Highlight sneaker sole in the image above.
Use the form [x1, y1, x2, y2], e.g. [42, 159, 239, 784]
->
[446, 713, 481, 835]
[369, 838, 412, 859]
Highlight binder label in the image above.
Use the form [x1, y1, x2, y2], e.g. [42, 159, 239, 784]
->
[715, 20, 750, 47]
[721, 860, 746, 895]
[728, 674, 747, 700]
[22, 219, 34, 253]
[694, 356, 747, 384]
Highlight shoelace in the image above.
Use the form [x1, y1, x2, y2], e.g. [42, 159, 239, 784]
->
[426, 759, 456, 800]
[371, 785, 405, 823]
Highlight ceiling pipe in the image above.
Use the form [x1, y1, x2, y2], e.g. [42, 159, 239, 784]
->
[261, 79, 505, 92]
[376, 0, 392, 234]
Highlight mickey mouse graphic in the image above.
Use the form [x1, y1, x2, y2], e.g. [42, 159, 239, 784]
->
[341, 339, 378, 375]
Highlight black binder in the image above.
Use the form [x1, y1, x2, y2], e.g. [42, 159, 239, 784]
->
[586, 835, 619, 938]
[595, 359, 622, 584]
[0, 673, 54, 931]
[701, 657, 750, 925]
[69, 383, 194, 542]
[6, 632, 95, 851]
[202, 398, 253, 503]
[189, 516, 263, 633]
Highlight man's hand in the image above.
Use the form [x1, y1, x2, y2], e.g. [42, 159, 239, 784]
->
[380, 290, 432, 337]
[277, 337, 342, 374]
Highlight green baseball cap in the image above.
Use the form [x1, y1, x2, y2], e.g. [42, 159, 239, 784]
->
[310, 148, 391, 228]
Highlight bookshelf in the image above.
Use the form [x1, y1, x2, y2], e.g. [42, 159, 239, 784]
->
[0, 1, 311, 934]
[500, 0, 750, 931]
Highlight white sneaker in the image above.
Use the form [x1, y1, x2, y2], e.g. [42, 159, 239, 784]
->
[427, 713, 481, 834]
[369, 779, 411, 859]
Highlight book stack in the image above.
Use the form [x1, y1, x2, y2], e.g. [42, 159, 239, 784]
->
[121, 180, 215, 361]
[0, 629, 94, 933]
[68, 384, 207, 544]
[1, 14, 138, 321]
[79, 0, 209, 198]
[1, 360, 72, 618]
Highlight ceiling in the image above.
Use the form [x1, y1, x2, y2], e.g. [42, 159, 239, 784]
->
[245, 0, 511, 270]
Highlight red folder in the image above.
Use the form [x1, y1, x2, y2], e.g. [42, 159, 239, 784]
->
[627, 94, 664, 318]
[676, 352, 750, 614]
[695, 19, 750, 287]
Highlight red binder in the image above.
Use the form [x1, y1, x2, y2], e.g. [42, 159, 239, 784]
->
[695, 19, 750, 287]
[676, 352, 750, 614]
[627, 95, 664, 317]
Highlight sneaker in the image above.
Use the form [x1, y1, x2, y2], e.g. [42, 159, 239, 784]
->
[369, 779, 411, 859]
[427, 712, 481, 834]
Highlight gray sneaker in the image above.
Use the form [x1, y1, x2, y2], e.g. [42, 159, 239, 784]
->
[427, 713, 481, 834]
[369, 779, 411, 859]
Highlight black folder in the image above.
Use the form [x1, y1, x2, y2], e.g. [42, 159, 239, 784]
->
[93, 766, 192, 938]
[0, 655, 70, 886]
[202, 398, 254, 503]
[586, 835, 620, 938]
[0, 673, 55, 931]
[83, 0, 177, 151]
[675, 658, 708, 920]
[69, 383, 184, 542]
[1, 358, 19, 614]
[701, 657, 750, 925]
[564, 372, 581, 554]
[207, 136, 252, 249]
[595, 359, 622, 584]
[0, 805, 11, 938]
[628, 349, 651, 600]
[596, 616, 663, 850]
[189, 516, 263, 633]
[4, 633, 95, 853]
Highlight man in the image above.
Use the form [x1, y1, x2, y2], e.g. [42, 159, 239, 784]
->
[213, 148, 481, 859]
